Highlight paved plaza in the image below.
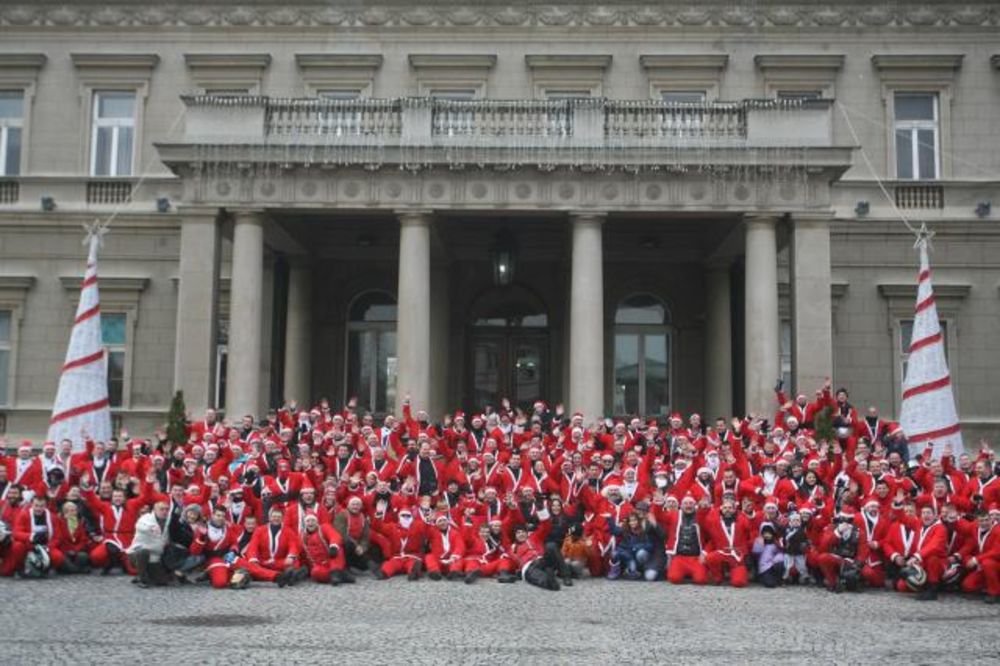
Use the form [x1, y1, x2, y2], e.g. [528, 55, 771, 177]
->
[1, 575, 998, 665]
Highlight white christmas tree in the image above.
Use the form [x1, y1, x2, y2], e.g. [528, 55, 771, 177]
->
[899, 231, 963, 457]
[47, 222, 112, 451]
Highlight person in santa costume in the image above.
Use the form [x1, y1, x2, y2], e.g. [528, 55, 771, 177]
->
[245, 506, 304, 587]
[462, 519, 514, 584]
[425, 511, 466, 580]
[300, 511, 353, 585]
[53, 500, 94, 573]
[958, 505, 1000, 603]
[887, 504, 948, 600]
[817, 506, 868, 592]
[10, 495, 65, 574]
[334, 496, 378, 571]
[703, 497, 752, 587]
[655, 493, 709, 585]
[81, 473, 153, 575]
[374, 508, 427, 581]
[190, 505, 240, 589]
[507, 523, 562, 591]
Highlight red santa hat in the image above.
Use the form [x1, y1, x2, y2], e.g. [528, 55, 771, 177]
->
[763, 496, 779, 510]
[300, 480, 316, 493]
[183, 457, 196, 465]
[838, 506, 857, 518]
[571, 412, 584, 421]
[303, 510, 319, 523]
[18, 440, 32, 452]
[454, 411, 465, 421]
[42, 441, 56, 451]
[277, 459, 291, 470]
[653, 464, 670, 476]
[669, 413, 682, 423]
[798, 501, 816, 515]
[646, 419, 659, 429]
[697, 466, 713, 477]
[680, 491, 697, 505]
[988, 503, 1000, 516]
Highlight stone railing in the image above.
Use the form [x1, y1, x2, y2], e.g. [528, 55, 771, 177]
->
[173, 95, 835, 170]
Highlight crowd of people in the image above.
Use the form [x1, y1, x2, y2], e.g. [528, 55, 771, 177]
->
[1, 378, 998, 603]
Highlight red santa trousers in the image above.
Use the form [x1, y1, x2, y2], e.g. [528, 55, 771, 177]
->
[861, 563, 885, 588]
[895, 556, 945, 592]
[462, 556, 513, 577]
[704, 551, 748, 587]
[960, 562, 1000, 597]
[381, 555, 422, 578]
[667, 555, 708, 584]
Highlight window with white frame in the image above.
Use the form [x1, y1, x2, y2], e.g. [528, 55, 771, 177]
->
[91, 91, 136, 177]
[0, 310, 11, 405]
[662, 91, 706, 104]
[894, 93, 939, 181]
[346, 292, 397, 414]
[613, 294, 671, 417]
[899, 318, 949, 385]
[0, 91, 22, 176]
[101, 313, 126, 408]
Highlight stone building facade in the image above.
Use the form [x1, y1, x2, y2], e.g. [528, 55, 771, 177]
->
[0, 0, 998, 442]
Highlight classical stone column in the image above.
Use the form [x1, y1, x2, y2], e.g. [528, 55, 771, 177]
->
[704, 262, 733, 419]
[395, 210, 432, 414]
[173, 208, 221, 412]
[226, 210, 265, 419]
[283, 260, 312, 405]
[568, 212, 605, 421]
[744, 215, 780, 415]
[791, 214, 833, 394]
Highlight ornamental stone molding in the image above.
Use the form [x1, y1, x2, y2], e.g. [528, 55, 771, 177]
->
[2, 3, 997, 30]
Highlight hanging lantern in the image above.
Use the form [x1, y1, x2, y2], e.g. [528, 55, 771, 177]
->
[491, 228, 517, 286]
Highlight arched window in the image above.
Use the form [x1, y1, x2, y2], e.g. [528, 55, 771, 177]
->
[613, 294, 671, 417]
[346, 291, 397, 413]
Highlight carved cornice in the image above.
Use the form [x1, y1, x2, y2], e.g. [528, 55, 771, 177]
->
[60, 276, 150, 292]
[408, 54, 497, 70]
[71, 53, 160, 70]
[296, 54, 384, 70]
[871, 54, 965, 71]
[1, 4, 997, 30]
[0, 53, 47, 70]
[755, 55, 845, 71]
[184, 53, 272, 70]
[640, 55, 729, 71]
[526, 55, 612, 70]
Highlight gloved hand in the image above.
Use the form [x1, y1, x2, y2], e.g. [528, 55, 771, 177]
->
[328, 544, 340, 557]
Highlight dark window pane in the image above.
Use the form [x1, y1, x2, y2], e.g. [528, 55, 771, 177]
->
[116, 127, 134, 176]
[4, 127, 20, 176]
[917, 129, 936, 180]
[97, 92, 135, 119]
[472, 340, 501, 409]
[101, 314, 126, 345]
[0, 310, 10, 342]
[894, 94, 934, 121]
[644, 333, 669, 416]
[349, 292, 397, 322]
[107, 350, 125, 407]
[895, 129, 913, 180]
[614, 333, 639, 415]
[94, 126, 112, 176]
[0, 91, 23, 118]
[0, 349, 8, 406]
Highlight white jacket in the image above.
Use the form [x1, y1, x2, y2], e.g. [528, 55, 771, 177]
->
[127, 512, 168, 561]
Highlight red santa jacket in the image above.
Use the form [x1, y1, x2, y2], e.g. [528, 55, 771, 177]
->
[378, 519, 426, 558]
[247, 523, 301, 565]
[959, 522, 1000, 568]
[703, 509, 752, 560]
[854, 511, 891, 566]
[428, 524, 466, 562]
[299, 523, 345, 568]
[12, 507, 57, 546]
[191, 524, 240, 565]
[886, 517, 947, 563]
[54, 514, 91, 554]
[82, 490, 149, 548]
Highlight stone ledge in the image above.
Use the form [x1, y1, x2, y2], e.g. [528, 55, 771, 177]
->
[0, 53, 46, 69]
[71, 53, 160, 70]
[296, 54, 383, 70]
[184, 53, 272, 70]
[408, 54, 497, 70]
[60, 276, 149, 293]
[755, 55, 845, 71]
[526, 54, 612, 70]
[871, 54, 964, 71]
[640, 55, 729, 71]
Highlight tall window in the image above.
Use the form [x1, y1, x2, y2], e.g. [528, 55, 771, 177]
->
[346, 292, 397, 413]
[780, 319, 792, 392]
[0, 91, 23, 176]
[900, 318, 949, 383]
[215, 316, 228, 410]
[614, 294, 670, 417]
[91, 91, 136, 176]
[0, 310, 11, 405]
[101, 313, 126, 408]
[894, 93, 939, 181]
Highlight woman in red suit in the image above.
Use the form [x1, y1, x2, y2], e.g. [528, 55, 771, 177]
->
[54, 500, 95, 573]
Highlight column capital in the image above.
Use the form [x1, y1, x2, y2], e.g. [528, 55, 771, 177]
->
[568, 211, 607, 226]
[176, 205, 222, 221]
[743, 213, 782, 229]
[229, 208, 267, 226]
[395, 208, 434, 226]
[790, 211, 835, 226]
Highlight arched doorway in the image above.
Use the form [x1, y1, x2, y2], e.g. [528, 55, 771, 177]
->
[468, 285, 548, 410]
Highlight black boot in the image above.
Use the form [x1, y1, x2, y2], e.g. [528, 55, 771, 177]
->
[465, 570, 480, 585]
[276, 570, 290, 588]
[338, 570, 356, 584]
[408, 561, 423, 581]
[916, 585, 939, 601]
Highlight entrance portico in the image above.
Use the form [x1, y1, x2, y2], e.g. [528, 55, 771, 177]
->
[161, 95, 850, 419]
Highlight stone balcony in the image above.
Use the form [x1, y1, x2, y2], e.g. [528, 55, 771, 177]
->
[153, 95, 854, 213]
[168, 95, 841, 169]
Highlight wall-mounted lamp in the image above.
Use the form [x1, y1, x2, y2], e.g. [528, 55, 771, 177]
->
[40, 195, 56, 212]
[854, 201, 870, 217]
[975, 201, 991, 218]
[156, 197, 171, 213]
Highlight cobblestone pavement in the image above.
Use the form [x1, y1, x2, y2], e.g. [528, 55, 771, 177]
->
[1, 573, 998, 665]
